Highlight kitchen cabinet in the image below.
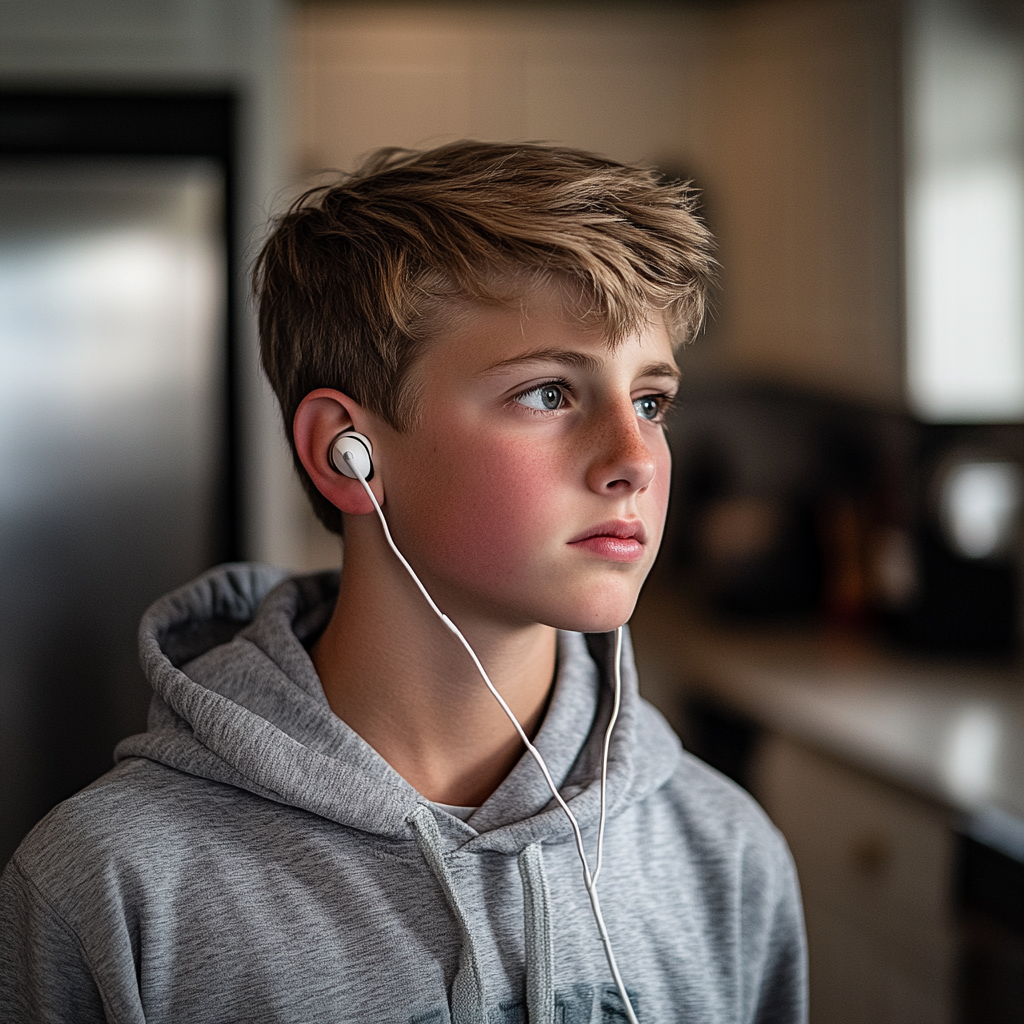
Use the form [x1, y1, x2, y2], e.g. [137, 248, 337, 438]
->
[757, 735, 956, 1024]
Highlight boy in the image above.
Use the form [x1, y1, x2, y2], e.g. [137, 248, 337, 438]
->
[0, 141, 806, 1023]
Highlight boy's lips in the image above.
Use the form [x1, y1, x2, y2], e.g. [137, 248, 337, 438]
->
[567, 519, 647, 562]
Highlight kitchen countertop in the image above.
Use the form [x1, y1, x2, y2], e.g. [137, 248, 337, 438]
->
[629, 583, 1024, 848]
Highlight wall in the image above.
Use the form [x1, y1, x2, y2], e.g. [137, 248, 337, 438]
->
[708, 0, 904, 408]
[292, 3, 714, 176]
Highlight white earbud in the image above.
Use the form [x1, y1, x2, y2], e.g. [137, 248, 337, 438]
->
[328, 431, 374, 482]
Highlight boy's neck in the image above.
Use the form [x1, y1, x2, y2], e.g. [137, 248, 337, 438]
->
[311, 523, 558, 807]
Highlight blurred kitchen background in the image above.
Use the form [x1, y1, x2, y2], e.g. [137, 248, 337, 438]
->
[2, 0, 1023, 1020]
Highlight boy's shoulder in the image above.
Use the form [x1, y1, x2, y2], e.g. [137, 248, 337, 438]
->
[6, 758, 260, 907]
[635, 697, 793, 875]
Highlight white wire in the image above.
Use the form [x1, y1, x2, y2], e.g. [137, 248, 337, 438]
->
[593, 625, 623, 888]
[345, 452, 639, 1024]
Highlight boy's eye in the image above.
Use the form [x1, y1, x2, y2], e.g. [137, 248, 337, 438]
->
[516, 384, 566, 411]
[634, 395, 663, 421]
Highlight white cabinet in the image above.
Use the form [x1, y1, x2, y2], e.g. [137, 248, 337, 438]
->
[754, 735, 958, 1024]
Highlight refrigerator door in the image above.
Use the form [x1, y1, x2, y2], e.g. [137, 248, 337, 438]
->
[0, 158, 226, 864]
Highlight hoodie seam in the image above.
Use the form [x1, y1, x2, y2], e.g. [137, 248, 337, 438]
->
[116, 754, 425, 847]
[9, 858, 129, 1024]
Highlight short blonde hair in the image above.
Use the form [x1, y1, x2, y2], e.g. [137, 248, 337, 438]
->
[253, 140, 715, 534]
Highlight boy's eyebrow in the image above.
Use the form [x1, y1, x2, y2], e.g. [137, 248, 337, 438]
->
[637, 360, 682, 383]
[479, 348, 602, 375]
[479, 348, 681, 381]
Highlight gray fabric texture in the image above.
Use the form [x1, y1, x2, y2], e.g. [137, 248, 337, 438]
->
[0, 562, 807, 1024]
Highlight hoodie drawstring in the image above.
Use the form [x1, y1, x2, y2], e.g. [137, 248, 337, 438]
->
[411, 805, 490, 1024]
[410, 807, 556, 1024]
[518, 843, 555, 1024]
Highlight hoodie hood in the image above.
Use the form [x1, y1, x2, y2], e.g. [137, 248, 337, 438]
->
[116, 562, 683, 856]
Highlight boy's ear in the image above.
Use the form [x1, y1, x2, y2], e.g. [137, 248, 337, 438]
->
[293, 389, 384, 515]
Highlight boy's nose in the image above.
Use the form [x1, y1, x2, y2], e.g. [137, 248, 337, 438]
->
[585, 405, 657, 495]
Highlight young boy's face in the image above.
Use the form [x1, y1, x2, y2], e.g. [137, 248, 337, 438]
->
[371, 283, 678, 635]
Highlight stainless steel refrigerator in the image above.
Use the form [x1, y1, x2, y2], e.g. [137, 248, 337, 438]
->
[0, 94, 236, 865]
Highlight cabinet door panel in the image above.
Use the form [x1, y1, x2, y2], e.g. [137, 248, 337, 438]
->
[802, 900, 953, 1024]
[755, 735, 956, 1020]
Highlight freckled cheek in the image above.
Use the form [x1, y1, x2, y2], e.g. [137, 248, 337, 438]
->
[406, 435, 566, 572]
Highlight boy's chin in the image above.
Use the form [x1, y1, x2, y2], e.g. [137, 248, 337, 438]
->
[534, 574, 651, 634]
[540, 597, 641, 635]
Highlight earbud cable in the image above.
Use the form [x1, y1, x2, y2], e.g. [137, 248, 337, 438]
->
[345, 453, 638, 1024]
[593, 625, 623, 888]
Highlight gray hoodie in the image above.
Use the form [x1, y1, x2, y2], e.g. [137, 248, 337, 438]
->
[0, 563, 806, 1024]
